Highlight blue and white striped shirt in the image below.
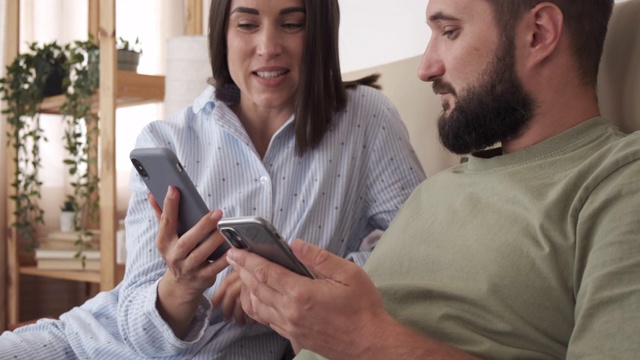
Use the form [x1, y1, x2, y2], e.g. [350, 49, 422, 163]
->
[1, 85, 425, 359]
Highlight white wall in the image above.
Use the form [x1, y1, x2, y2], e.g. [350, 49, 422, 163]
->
[339, 0, 428, 73]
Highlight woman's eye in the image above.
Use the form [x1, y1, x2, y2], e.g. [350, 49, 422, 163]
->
[237, 23, 257, 30]
[282, 23, 304, 30]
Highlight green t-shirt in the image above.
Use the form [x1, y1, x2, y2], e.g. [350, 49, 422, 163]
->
[298, 117, 640, 359]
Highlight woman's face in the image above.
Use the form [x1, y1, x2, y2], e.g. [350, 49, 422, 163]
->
[226, 0, 306, 115]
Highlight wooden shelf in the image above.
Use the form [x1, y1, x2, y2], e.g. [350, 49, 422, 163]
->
[38, 71, 165, 114]
[18, 263, 125, 284]
[19, 267, 101, 283]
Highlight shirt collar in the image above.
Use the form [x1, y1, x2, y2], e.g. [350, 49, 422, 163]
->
[192, 84, 241, 114]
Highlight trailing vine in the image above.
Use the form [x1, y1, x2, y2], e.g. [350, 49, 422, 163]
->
[0, 42, 67, 250]
[1, 39, 100, 266]
[60, 39, 101, 265]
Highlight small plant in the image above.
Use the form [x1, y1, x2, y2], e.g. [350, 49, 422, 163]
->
[117, 36, 142, 54]
[61, 200, 74, 212]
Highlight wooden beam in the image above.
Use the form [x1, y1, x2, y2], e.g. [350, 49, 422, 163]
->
[98, 0, 117, 291]
[88, 0, 99, 43]
[185, 0, 203, 35]
[3, 0, 21, 330]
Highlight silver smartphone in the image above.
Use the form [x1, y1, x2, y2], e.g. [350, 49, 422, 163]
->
[217, 216, 315, 278]
[129, 147, 229, 261]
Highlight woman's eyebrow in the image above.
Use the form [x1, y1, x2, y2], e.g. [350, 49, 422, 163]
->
[280, 6, 305, 15]
[230, 7, 258, 15]
[229, 6, 306, 16]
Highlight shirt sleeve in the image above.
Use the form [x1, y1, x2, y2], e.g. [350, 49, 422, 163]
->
[568, 158, 640, 358]
[116, 121, 215, 357]
[358, 93, 426, 263]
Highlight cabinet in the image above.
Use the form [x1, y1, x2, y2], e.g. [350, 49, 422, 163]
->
[2, 0, 204, 329]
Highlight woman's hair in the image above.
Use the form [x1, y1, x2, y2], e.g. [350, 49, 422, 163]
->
[208, 0, 379, 155]
[484, 0, 614, 87]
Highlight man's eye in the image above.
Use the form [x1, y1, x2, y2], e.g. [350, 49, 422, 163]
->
[442, 28, 459, 39]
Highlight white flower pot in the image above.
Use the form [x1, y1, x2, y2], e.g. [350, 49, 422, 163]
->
[60, 211, 76, 232]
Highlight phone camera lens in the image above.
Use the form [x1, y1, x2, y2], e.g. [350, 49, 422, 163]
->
[131, 158, 149, 179]
[221, 228, 247, 249]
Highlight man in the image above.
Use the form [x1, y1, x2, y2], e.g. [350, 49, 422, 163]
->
[226, 0, 640, 358]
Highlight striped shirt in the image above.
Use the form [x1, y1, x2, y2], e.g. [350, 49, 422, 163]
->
[1, 85, 425, 359]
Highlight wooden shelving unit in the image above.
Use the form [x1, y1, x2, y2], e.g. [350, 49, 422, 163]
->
[2, 0, 203, 329]
[38, 71, 165, 114]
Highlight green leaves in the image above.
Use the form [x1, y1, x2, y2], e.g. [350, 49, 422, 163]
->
[0, 39, 100, 262]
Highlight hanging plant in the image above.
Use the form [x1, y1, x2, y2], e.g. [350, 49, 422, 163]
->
[1, 39, 100, 267]
[59, 39, 101, 266]
[0, 41, 68, 251]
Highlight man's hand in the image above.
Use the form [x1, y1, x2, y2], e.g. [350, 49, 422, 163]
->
[151, 186, 230, 338]
[226, 239, 391, 359]
[227, 239, 480, 360]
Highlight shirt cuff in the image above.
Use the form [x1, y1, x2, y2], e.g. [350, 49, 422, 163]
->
[145, 278, 214, 347]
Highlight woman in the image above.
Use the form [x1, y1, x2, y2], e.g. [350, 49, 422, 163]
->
[0, 0, 424, 358]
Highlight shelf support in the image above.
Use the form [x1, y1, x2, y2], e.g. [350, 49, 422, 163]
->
[185, 0, 204, 35]
[99, 0, 117, 291]
[3, 0, 21, 331]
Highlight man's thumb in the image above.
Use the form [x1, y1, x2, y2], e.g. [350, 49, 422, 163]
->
[291, 239, 348, 280]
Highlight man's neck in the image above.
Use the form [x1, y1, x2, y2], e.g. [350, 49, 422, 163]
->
[502, 86, 600, 154]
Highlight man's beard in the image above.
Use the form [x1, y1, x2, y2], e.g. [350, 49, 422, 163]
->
[434, 38, 535, 155]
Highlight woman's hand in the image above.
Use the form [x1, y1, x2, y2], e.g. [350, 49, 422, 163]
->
[151, 186, 230, 338]
[211, 271, 250, 325]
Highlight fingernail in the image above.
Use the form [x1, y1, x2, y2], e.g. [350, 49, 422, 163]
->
[227, 248, 237, 262]
[211, 209, 222, 221]
[166, 186, 174, 197]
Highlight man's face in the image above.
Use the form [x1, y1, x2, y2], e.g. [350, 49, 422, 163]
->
[420, 0, 534, 155]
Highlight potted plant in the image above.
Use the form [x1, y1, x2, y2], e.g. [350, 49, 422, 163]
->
[1, 39, 100, 262]
[0, 42, 62, 250]
[33, 41, 68, 97]
[59, 200, 75, 232]
[117, 36, 142, 72]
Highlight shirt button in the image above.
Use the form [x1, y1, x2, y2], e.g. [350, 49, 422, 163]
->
[259, 176, 269, 184]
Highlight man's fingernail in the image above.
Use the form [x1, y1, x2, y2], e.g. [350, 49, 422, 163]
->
[167, 186, 174, 197]
[227, 249, 237, 261]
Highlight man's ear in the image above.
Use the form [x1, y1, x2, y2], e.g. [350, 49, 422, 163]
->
[519, 3, 564, 69]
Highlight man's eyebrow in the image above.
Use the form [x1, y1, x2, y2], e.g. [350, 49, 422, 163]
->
[428, 11, 460, 24]
[230, 6, 305, 16]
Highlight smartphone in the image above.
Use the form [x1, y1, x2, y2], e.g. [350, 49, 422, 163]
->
[129, 147, 229, 261]
[217, 216, 315, 278]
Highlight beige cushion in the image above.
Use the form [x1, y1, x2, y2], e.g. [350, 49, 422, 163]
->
[598, 0, 640, 132]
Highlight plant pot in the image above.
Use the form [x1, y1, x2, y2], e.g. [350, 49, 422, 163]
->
[117, 49, 140, 72]
[59, 211, 76, 232]
[35, 57, 68, 97]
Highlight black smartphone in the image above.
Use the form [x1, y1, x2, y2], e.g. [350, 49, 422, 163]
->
[129, 147, 229, 261]
[217, 216, 315, 278]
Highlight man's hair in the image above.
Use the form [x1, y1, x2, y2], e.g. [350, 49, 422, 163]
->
[484, 0, 614, 86]
[208, 0, 361, 155]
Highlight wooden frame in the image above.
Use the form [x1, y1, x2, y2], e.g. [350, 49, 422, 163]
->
[2, 0, 193, 329]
